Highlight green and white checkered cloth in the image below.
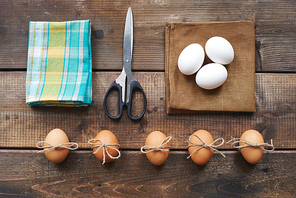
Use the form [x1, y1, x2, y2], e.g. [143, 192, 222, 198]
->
[26, 20, 92, 107]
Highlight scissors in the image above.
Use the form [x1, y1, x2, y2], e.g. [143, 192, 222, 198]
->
[104, 7, 147, 120]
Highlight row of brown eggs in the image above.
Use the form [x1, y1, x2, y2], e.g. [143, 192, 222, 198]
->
[39, 129, 272, 165]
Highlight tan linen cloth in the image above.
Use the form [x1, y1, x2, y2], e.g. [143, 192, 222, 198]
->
[165, 21, 256, 114]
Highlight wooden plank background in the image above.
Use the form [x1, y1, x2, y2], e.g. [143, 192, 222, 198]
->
[1, 0, 296, 72]
[1, 72, 296, 149]
[1, 150, 296, 197]
[0, 0, 296, 197]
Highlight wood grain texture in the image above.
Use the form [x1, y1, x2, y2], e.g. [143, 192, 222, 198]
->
[0, 150, 295, 197]
[0, 0, 296, 72]
[0, 72, 295, 149]
[1, 0, 296, 197]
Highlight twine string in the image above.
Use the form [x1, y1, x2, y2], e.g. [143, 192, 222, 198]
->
[227, 138, 275, 152]
[88, 139, 121, 165]
[187, 134, 226, 158]
[140, 136, 172, 154]
[36, 141, 78, 153]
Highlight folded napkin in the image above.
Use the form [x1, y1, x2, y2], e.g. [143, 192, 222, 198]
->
[26, 20, 92, 107]
[165, 21, 255, 114]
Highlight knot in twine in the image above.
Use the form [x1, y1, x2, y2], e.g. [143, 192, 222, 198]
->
[187, 134, 225, 159]
[88, 139, 121, 165]
[36, 141, 78, 153]
[227, 138, 275, 152]
[140, 136, 172, 153]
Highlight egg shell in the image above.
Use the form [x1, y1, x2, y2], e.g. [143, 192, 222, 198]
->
[144, 131, 170, 166]
[44, 128, 70, 163]
[195, 63, 228, 90]
[239, 130, 264, 164]
[178, 43, 205, 75]
[188, 130, 214, 165]
[205, 36, 234, 65]
[93, 130, 119, 164]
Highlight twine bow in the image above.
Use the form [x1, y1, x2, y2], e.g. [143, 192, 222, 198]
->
[227, 138, 275, 152]
[187, 134, 225, 158]
[36, 141, 78, 153]
[140, 136, 172, 153]
[88, 139, 121, 165]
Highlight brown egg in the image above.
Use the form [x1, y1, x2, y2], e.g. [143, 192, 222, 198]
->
[93, 130, 119, 164]
[188, 130, 214, 165]
[239, 130, 264, 164]
[144, 131, 170, 166]
[44, 128, 70, 163]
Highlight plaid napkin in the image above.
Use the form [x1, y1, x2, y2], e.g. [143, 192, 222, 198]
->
[26, 20, 92, 107]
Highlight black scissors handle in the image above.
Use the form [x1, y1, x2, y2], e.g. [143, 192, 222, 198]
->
[104, 80, 147, 120]
[126, 81, 147, 120]
[103, 81, 124, 120]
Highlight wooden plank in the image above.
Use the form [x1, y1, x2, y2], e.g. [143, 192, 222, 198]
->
[0, 72, 295, 149]
[0, 0, 296, 72]
[0, 150, 295, 197]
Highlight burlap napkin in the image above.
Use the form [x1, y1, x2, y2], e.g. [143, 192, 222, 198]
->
[165, 21, 255, 114]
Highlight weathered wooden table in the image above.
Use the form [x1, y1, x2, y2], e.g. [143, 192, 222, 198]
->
[1, 0, 296, 197]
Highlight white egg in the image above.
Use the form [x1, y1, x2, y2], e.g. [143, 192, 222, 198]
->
[178, 43, 205, 75]
[195, 63, 228, 90]
[205, 36, 234, 65]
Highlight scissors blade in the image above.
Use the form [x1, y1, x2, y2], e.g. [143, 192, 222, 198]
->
[123, 7, 133, 74]
[115, 69, 126, 103]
